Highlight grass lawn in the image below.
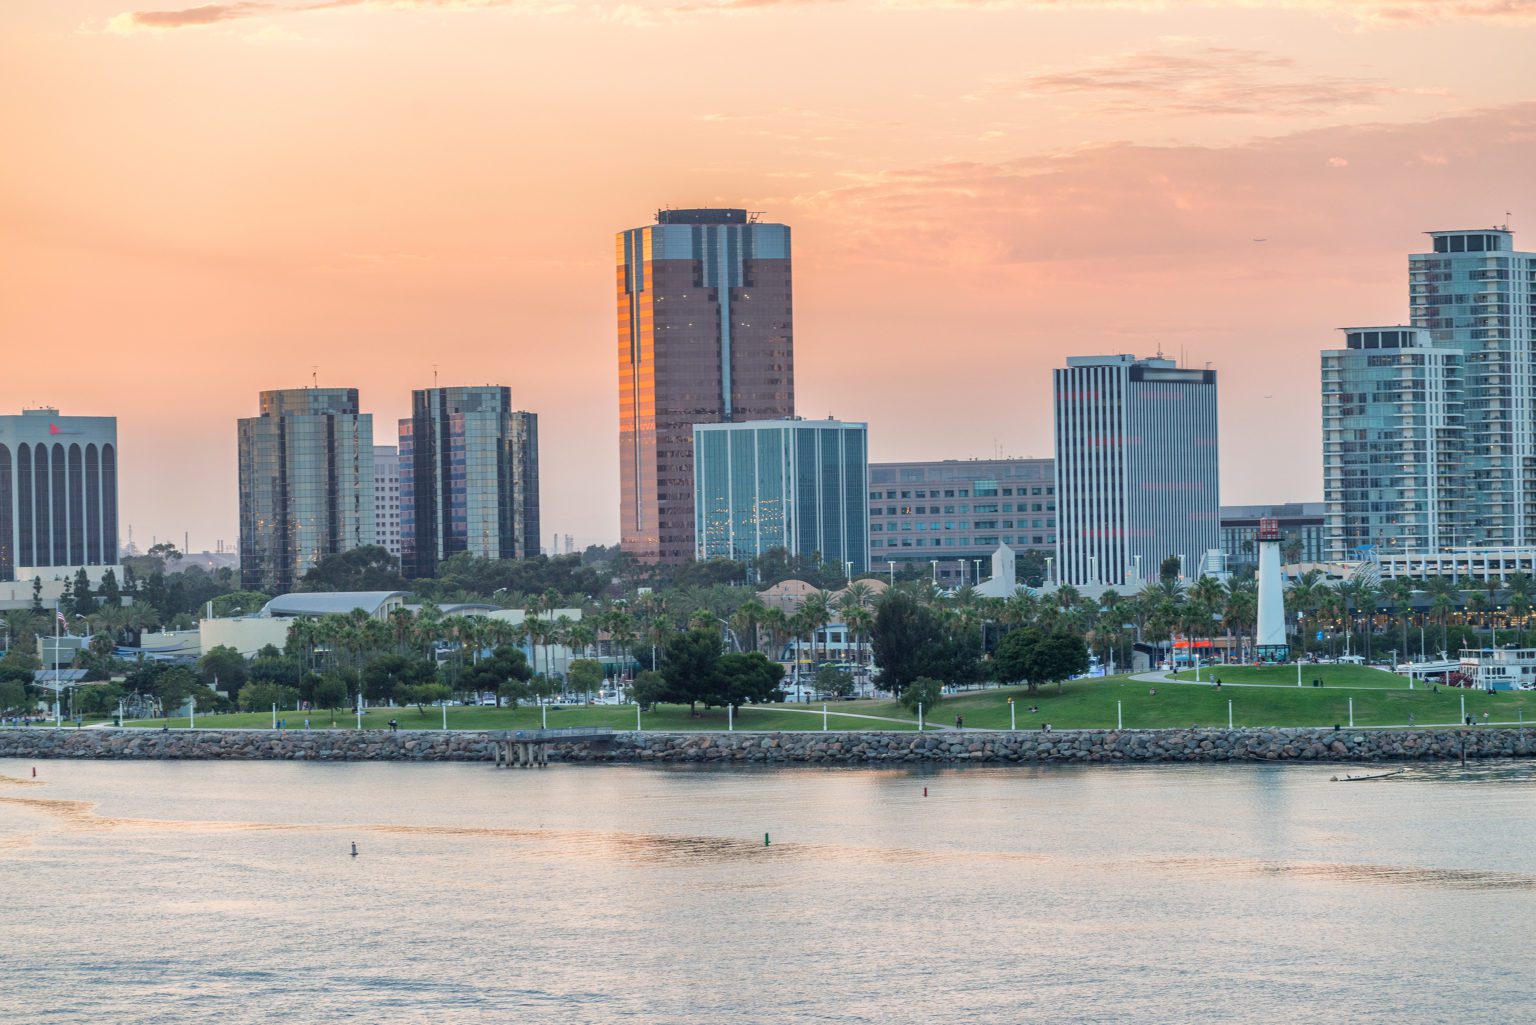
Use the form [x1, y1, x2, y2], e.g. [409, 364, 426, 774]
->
[1167, 664, 1405, 688]
[109, 674, 1536, 732]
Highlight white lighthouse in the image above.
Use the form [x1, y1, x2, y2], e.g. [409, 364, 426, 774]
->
[1255, 517, 1289, 662]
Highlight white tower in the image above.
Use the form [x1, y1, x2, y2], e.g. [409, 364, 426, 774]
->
[1255, 517, 1289, 661]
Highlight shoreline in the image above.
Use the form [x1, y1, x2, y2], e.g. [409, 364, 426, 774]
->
[2, 726, 1533, 765]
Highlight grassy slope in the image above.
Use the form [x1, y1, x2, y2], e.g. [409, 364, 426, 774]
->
[1167, 665, 1404, 688]
[112, 671, 1534, 732]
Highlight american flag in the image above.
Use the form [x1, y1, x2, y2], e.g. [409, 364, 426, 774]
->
[56, 609, 68, 629]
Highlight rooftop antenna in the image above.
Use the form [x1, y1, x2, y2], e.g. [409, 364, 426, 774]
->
[311, 365, 318, 388]
[433, 364, 439, 388]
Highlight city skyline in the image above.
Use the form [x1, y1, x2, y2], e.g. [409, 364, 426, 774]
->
[5, 2, 1536, 552]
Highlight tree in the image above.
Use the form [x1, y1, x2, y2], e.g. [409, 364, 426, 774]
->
[660, 628, 723, 714]
[459, 646, 532, 706]
[199, 645, 248, 696]
[631, 669, 668, 711]
[238, 681, 300, 713]
[566, 658, 604, 698]
[402, 682, 451, 714]
[362, 654, 438, 705]
[872, 591, 942, 694]
[1159, 556, 1182, 584]
[151, 666, 200, 717]
[814, 664, 855, 699]
[71, 568, 97, 616]
[898, 676, 942, 715]
[992, 627, 1090, 695]
[312, 673, 349, 711]
[0, 679, 27, 713]
[871, 591, 980, 693]
[298, 546, 406, 593]
[715, 652, 785, 709]
[75, 682, 124, 717]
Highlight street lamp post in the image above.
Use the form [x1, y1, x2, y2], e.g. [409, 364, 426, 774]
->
[887, 561, 895, 586]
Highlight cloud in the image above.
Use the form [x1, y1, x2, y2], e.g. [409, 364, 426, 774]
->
[783, 102, 1536, 270]
[986, 47, 1405, 118]
[97, 0, 1536, 32]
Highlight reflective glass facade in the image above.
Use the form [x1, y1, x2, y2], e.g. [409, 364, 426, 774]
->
[618, 208, 794, 563]
[1054, 356, 1220, 587]
[238, 389, 375, 595]
[868, 458, 1055, 584]
[399, 387, 539, 579]
[0, 409, 119, 580]
[693, 419, 867, 572]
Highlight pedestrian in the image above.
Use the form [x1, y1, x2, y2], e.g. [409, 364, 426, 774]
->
[304, 718, 310, 730]
[955, 714, 964, 730]
[1149, 688, 1157, 697]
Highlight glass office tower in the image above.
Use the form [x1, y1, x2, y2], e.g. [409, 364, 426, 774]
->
[1053, 355, 1220, 588]
[693, 418, 868, 572]
[399, 386, 539, 579]
[238, 389, 375, 595]
[0, 408, 119, 581]
[617, 208, 794, 563]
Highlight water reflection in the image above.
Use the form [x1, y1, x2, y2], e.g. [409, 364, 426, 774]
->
[3, 758, 1534, 1025]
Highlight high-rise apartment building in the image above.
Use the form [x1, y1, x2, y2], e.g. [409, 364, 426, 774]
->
[1321, 227, 1535, 558]
[1053, 355, 1220, 588]
[0, 408, 119, 581]
[399, 386, 539, 579]
[868, 458, 1056, 585]
[373, 445, 402, 561]
[693, 417, 868, 572]
[1409, 228, 1535, 546]
[617, 207, 794, 563]
[238, 389, 375, 595]
[1321, 328, 1464, 560]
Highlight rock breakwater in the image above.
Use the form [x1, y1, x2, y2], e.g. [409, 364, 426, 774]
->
[2, 726, 1532, 765]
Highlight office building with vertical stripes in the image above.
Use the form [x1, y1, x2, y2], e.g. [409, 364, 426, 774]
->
[617, 208, 794, 563]
[1053, 355, 1220, 589]
[0, 408, 119, 582]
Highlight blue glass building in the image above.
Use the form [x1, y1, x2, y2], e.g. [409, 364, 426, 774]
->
[692, 418, 868, 572]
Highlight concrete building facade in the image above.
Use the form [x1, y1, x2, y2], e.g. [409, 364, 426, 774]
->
[0, 408, 119, 582]
[617, 208, 794, 563]
[373, 445, 402, 561]
[868, 458, 1055, 586]
[1053, 355, 1220, 588]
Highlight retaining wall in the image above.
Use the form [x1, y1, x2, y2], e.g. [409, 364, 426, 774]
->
[2, 726, 1533, 764]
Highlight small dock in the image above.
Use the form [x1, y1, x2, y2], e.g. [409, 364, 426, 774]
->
[491, 727, 615, 769]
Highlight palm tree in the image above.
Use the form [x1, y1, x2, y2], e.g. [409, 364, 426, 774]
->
[799, 591, 833, 664]
[1420, 576, 1460, 657]
[1384, 578, 1416, 663]
[730, 596, 766, 654]
[1506, 573, 1534, 637]
[1286, 570, 1324, 657]
[1221, 581, 1256, 662]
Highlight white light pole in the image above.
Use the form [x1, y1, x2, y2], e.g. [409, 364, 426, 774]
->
[1228, 700, 1233, 730]
[888, 560, 895, 586]
[1010, 698, 1016, 731]
[917, 702, 924, 732]
[930, 560, 938, 585]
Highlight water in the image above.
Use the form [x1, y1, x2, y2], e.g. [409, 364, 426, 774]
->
[2, 757, 1533, 1024]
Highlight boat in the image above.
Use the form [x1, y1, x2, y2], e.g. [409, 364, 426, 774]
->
[1330, 769, 1406, 782]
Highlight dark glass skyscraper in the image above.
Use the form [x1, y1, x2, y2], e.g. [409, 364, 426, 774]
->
[617, 208, 794, 563]
[399, 386, 539, 579]
[0, 408, 119, 581]
[238, 389, 375, 595]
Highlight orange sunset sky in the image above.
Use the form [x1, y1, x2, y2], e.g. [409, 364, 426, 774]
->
[3, 0, 1534, 554]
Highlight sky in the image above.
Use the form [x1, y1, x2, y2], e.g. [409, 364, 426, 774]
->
[3, 0, 1535, 555]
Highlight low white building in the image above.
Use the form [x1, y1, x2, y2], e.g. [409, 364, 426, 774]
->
[1457, 648, 1536, 691]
